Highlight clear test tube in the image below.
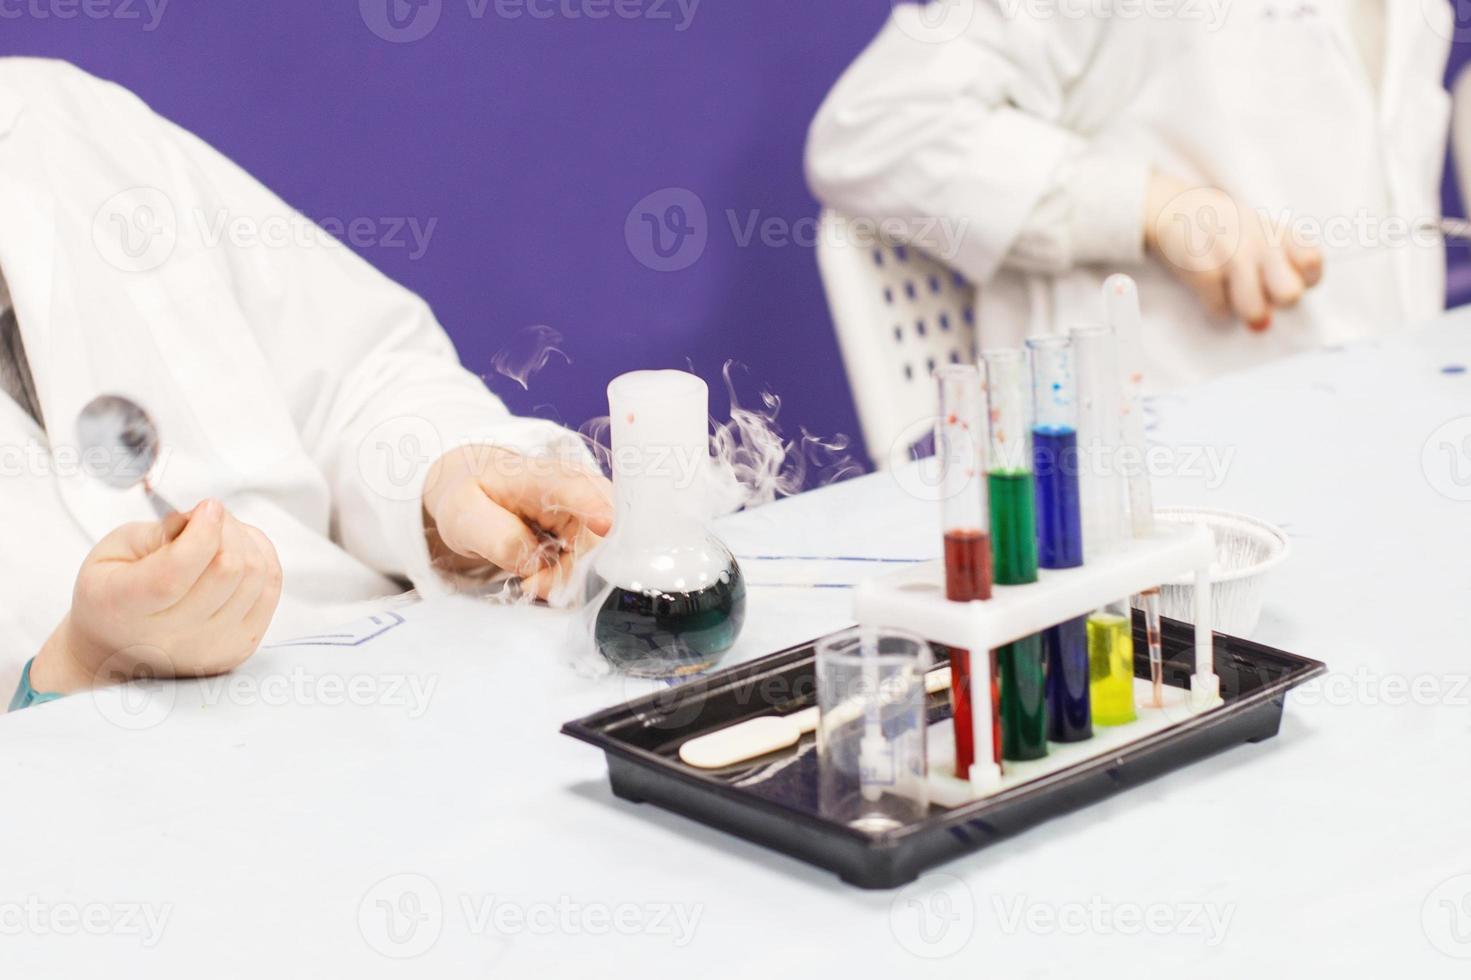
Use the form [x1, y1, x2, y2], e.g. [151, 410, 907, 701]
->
[935, 366, 999, 783]
[1072, 324, 1137, 725]
[1072, 325, 1128, 561]
[981, 349, 1046, 760]
[1103, 276, 1156, 540]
[1103, 274, 1174, 705]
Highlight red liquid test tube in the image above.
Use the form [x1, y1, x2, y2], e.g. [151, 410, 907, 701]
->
[936, 367, 998, 780]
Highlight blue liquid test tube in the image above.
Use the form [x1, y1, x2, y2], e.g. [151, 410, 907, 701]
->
[1027, 335, 1090, 742]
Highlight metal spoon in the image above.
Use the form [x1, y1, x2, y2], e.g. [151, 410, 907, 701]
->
[76, 394, 180, 521]
[1335, 218, 1471, 265]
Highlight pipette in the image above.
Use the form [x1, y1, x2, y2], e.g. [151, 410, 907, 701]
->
[1103, 275, 1166, 708]
[853, 624, 880, 802]
[678, 667, 953, 769]
[935, 365, 1000, 785]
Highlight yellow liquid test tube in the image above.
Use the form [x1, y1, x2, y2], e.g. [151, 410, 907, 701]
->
[1087, 610, 1136, 726]
[1071, 323, 1138, 729]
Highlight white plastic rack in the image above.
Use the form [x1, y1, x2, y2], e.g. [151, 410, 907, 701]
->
[853, 523, 1219, 801]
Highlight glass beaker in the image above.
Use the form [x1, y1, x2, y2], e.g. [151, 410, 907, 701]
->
[588, 370, 747, 678]
[817, 627, 932, 832]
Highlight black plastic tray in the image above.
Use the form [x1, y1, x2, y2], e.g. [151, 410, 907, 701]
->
[562, 614, 1325, 889]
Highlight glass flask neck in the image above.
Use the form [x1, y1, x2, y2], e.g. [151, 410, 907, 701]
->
[607, 369, 712, 538]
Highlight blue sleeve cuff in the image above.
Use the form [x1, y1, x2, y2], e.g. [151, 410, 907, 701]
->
[9, 658, 64, 712]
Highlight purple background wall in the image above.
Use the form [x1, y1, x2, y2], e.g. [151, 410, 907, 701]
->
[4, 2, 1470, 474]
[1, 0, 897, 466]
[1443, 26, 1471, 298]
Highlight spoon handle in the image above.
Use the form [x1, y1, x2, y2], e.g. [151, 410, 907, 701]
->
[146, 488, 187, 542]
[146, 488, 177, 519]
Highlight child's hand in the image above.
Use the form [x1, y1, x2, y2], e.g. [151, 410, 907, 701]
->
[1145, 174, 1323, 332]
[30, 499, 283, 694]
[421, 445, 614, 601]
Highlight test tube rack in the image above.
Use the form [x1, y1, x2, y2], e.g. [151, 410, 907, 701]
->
[854, 521, 1219, 801]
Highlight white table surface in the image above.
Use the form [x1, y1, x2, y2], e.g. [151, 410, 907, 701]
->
[6, 312, 1471, 978]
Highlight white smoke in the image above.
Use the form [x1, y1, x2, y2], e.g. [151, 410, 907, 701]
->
[705, 361, 861, 515]
[489, 324, 570, 391]
[574, 360, 861, 518]
[474, 333, 866, 678]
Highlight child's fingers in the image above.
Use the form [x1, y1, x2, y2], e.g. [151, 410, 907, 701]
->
[1287, 239, 1324, 287]
[1263, 250, 1306, 309]
[133, 499, 226, 611]
[438, 487, 547, 577]
[166, 521, 254, 621]
[519, 469, 615, 539]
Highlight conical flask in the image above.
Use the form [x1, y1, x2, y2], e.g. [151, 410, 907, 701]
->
[589, 370, 746, 677]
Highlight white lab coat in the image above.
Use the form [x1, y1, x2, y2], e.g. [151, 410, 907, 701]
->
[806, 0, 1453, 389]
[0, 59, 578, 695]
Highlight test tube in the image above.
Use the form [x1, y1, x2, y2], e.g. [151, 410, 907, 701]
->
[1072, 326, 1128, 562]
[983, 350, 1038, 586]
[938, 366, 993, 600]
[982, 350, 1046, 761]
[1073, 323, 1137, 725]
[1025, 337, 1090, 742]
[1103, 276, 1169, 707]
[1103, 276, 1155, 540]
[1027, 336, 1084, 569]
[935, 367, 1000, 783]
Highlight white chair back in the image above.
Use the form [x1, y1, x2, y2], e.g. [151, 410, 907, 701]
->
[814, 210, 978, 468]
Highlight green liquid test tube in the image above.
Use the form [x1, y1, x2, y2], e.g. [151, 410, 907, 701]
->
[988, 470, 1038, 586]
[983, 349, 1047, 760]
[998, 634, 1048, 760]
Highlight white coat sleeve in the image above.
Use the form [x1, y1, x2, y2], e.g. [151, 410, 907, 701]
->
[805, 1, 1150, 281]
[97, 80, 587, 594]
